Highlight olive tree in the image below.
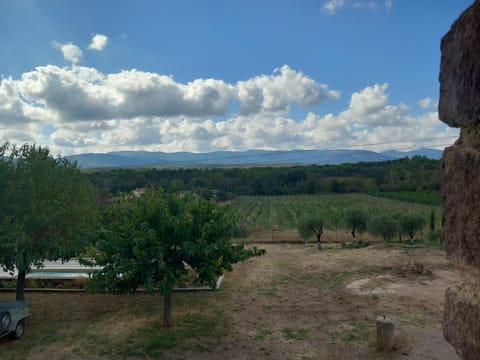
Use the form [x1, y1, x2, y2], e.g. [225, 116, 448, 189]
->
[399, 213, 425, 241]
[297, 215, 324, 249]
[0, 144, 99, 300]
[91, 188, 265, 327]
[344, 208, 368, 241]
[368, 215, 399, 246]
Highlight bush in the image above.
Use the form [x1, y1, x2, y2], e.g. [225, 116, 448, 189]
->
[428, 229, 442, 242]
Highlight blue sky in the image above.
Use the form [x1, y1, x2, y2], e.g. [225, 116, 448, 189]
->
[0, 0, 472, 155]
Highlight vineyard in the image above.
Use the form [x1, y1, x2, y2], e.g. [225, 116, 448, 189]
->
[228, 193, 441, 242]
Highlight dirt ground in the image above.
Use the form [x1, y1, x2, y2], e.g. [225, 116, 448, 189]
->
[0, 244, 460, 360]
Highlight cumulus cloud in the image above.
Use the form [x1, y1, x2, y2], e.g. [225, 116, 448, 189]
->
[417, 97, 437, 109]
[322, 0, 345, 15]
[237, 65, 339, 115]
[53, 42, 83, 64]
[88, 34, 109, 51]
[15, 65, 336, 122]
[0, 64, 456, 155]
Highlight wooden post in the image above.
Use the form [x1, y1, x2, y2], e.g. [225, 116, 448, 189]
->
[376, 316, 395, 351]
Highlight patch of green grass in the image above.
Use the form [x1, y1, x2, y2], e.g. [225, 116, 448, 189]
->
[258, 286, 279, 297]
[397, 309, 436, 328]
[281, 327, 309, 340]
[115, 311, 229, 358]
[388, 240, 444, 250]
[331, 320, 376, 350]
[255, 328, 273, 341]
[0, 328, 63, 360]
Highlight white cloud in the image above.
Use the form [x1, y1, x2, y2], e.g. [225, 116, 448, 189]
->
[417, 97, 437, 109]
[322, 0, 345, 15]
[53, 42, 83, 64]
[16, 65, 336, 122]
[323, 1, 392, 15]
[237, 65, 339, 114]
[353, 2, 378, 11]
[88, 34, 109, 51]
[385, 0, 392, 13]
[0, 64, 457, 155]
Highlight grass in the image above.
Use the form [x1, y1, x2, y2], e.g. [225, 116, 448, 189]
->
[1, 242, 452, 359]
[255, 328, 273, 341]
[115, 311, 229, 357]
[331, 320, 376, 350]
[0, 291, 228, 359]
[281, 327, 309, 340]
[387, 240, 444, 250]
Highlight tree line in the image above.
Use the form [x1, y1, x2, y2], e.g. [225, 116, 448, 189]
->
[298, 207, 440, 249]
[86, 156, 441, 199]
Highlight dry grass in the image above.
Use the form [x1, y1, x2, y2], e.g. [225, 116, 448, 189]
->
[1, 244, 459, 360]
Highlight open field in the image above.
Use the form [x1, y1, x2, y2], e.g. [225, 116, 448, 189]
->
[1, 243, 458, 359]
[229, 194, 442, 242]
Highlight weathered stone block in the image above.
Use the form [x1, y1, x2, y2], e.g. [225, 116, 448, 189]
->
[441, 127, 480, 270]
[439, 0, 480, 127]
[443, 271, 480, 360]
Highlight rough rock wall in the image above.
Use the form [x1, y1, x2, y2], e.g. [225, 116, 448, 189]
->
[439, 1, 480, 359]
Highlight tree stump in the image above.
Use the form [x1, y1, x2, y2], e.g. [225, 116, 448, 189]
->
[376, 316, 395, 351]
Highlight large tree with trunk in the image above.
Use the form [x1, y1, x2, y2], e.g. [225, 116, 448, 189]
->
[368, 215, 399, 245]
[297, 214, 324, 249]
[399, 213, 425, 241]
[91, 188, 264, 327]
[344, 207, 368, 241]
[0, 144, 99, 300]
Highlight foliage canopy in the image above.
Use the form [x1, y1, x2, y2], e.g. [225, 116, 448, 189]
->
[0, 144, 99, 300]
[297, 214, 324, 249]
[399, 213, 426, 240]
[367, 215, 399, 245]
[344, 208, 368, 239]
[91, 188, 265, 327]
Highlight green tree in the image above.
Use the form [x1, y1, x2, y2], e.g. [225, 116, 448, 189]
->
[399, 213, 425, 241]
[91, 188, 264, 327]
[344, 208, 368, 240]
[297, 215, 324, 249]
[368, 215, 399, 245]
[0, 144, 99, 300]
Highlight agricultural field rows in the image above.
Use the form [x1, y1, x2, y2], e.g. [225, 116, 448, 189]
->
[228, 193, 441, 232]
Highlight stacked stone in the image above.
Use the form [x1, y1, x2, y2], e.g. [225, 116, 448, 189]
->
[439, 1, 480, 359]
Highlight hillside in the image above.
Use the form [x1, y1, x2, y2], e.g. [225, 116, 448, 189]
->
[68, 148, 442, 168]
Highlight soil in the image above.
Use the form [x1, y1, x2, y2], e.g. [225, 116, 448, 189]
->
[0, 244, 460, 359]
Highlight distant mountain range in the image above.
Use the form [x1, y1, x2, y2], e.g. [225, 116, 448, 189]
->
[67, 148, 443, 169]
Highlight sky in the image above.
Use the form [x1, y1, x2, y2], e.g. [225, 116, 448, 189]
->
[0, 0, 473, 156]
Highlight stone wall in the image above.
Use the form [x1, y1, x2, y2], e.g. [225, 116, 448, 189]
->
[439, 1, 480, 359]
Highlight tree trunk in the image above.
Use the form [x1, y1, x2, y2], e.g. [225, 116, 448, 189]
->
[316, 233, 322, 249]
[16, 270, 26, 301]
[163, 292, 172, 328]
